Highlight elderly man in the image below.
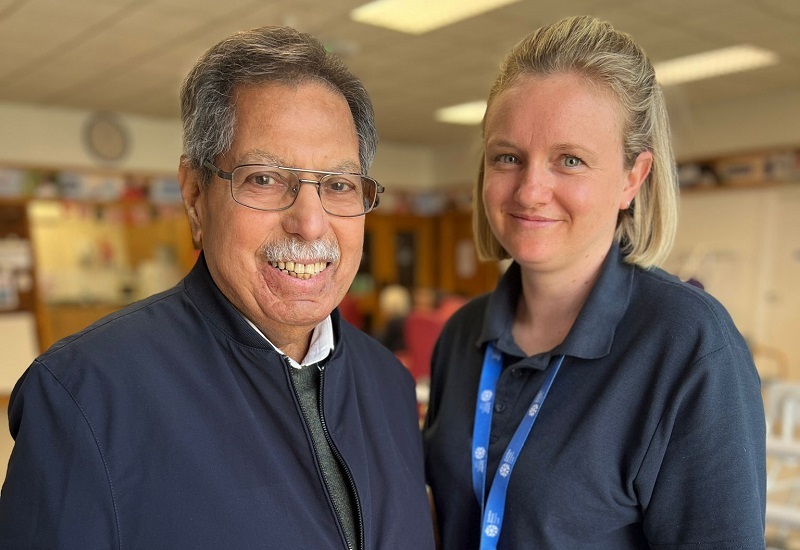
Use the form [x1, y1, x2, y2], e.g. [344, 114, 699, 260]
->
[0, 27, 435, 549]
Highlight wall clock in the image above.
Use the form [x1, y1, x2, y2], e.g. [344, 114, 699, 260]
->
[83, 111, 130, 163]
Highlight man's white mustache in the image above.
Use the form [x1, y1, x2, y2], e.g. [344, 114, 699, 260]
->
[261, 238, 341, 264]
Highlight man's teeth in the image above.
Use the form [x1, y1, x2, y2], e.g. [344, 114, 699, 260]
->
[270, 261, 328, 279]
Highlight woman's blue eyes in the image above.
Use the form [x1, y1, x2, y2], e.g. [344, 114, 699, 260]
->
[493, 154, 583, 167]
[496, 154, 519, 164]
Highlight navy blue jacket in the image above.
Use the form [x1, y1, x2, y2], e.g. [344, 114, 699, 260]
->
[424, 244, 766, 549]
[0, 255, 435, 549]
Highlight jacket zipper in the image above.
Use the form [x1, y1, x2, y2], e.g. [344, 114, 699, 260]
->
[318, 363, 364, 550]
[284, 357, 362, 550]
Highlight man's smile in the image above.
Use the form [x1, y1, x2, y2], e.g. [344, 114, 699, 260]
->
[268, 260, 329, 280]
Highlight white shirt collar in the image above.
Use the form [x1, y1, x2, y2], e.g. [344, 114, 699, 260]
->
[242, 314, 335, 369]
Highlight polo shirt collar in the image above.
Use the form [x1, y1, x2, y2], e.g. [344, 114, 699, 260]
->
[477, 242, 634, 361]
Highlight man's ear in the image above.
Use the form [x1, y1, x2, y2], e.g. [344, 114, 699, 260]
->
[179, 157, 204, 249]
[620, 151, 653, 210]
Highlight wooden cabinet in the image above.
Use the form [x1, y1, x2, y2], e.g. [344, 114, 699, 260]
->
[118, 201, 196, 275]
[356, 213, 436, 330]
[27, 199, 195, 350]
[355, 210, 499, 332]
[0, 201, 41, 393]
[437, 210, 499, 298]
[365, 213, 437, 291]
[39, 303, 122, 350]
[0, 201, 38, 317]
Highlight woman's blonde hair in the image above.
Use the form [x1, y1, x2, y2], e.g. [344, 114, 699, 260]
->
[474, 15, 678, 268]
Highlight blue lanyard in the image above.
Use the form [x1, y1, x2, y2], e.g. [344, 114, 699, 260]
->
[471, 343, 564, 550]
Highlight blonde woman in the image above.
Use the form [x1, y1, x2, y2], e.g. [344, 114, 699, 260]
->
[423, 16, 765, 549]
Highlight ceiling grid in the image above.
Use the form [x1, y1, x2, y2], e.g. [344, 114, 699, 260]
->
[0, 0, 797, 148]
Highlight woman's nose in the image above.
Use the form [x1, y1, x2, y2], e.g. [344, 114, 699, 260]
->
[514, 165, 555, 206]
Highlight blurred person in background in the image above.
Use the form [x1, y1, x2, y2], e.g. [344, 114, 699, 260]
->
[423, 15, 765, 549]
[377, 283, 412, 353]
[0, 26, 434, 549]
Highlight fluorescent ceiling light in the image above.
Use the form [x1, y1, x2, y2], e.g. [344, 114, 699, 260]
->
[654, 45, 778, 86]
[351, 0, 522, 34]
[435, 101, 487, 125]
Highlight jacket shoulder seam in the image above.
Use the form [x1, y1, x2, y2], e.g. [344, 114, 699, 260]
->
[34, 359, 123, 549]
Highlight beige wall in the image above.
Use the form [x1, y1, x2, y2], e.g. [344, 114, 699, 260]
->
[665, 185, 800, 381]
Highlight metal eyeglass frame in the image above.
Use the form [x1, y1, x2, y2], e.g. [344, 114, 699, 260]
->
[203, 160, 384, 217]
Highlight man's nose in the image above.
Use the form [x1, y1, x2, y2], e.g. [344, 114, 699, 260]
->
[281, 181, 329, 241]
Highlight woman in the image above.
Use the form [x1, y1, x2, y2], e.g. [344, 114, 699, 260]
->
[423, 15, 765, 549]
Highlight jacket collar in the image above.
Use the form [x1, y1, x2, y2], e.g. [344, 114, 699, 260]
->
[477, 243, 634, 361]
[183, 253, 342, 352]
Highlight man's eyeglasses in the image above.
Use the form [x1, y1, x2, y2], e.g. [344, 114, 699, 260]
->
[204, 161, 384, 218]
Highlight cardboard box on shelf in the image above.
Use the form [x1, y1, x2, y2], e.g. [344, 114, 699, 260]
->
[714, 154, 768, 187]
[714, 150, 800, 187]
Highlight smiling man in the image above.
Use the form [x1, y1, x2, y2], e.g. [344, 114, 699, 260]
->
[0, 27, 435, 550]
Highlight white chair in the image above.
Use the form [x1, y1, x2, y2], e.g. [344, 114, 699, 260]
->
[764, 379, 800, 544]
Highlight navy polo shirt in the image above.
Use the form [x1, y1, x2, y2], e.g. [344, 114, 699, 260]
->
[423, 243, 766, 549]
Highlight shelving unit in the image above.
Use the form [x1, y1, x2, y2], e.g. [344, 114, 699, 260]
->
[0, 163, 195, 355]
[352, 209, 499, 333]
[677, 147, 800, 191]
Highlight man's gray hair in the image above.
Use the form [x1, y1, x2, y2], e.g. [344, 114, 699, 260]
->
[180, 26, 377, 186]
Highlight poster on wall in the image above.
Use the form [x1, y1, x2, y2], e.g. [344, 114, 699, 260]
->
[0, 270, 18, 311]
[0, 236, 33, 311]
[0, 169, 25, 198]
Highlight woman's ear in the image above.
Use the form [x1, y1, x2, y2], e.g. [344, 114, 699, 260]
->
[621, 151, 653, 209]
[179, 157, 204, 249]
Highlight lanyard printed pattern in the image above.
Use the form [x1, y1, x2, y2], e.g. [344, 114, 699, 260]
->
[471, 343, 564, 550]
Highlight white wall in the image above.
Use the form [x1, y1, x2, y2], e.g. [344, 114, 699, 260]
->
[431, 140, 483, 187]
[3, 88, 800, 184]
[667, 88, 800, 161]
[370, 141, 438, 190]
[0, 101, 442, 188]
[0, 102, 182, 174]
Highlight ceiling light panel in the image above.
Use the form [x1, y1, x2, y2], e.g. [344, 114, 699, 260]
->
[351, 0, 523, 34]
[655, 45, 778, 86]
[435, 100, 487, 125]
